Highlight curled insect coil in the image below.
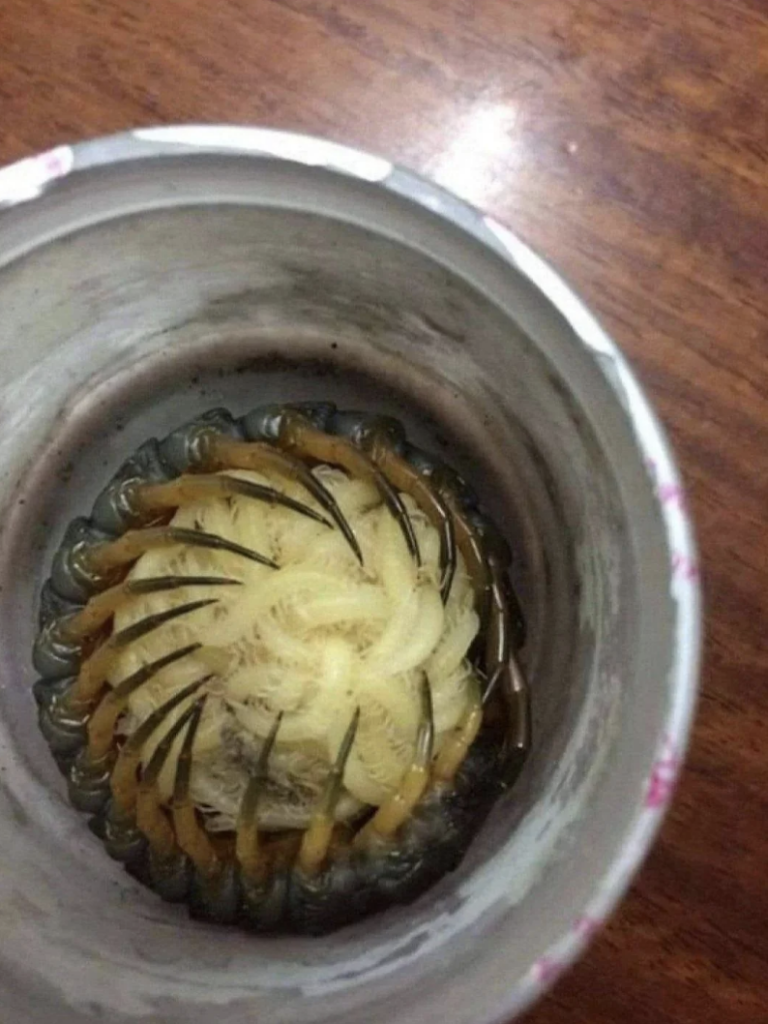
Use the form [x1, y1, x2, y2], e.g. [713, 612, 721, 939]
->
[33, 402, 530, 934]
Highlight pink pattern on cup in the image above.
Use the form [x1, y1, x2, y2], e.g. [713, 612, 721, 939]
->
[659, 481, 686, 508]
[645, 454, 691, 515]
[671, 551, 700, 582]
[0, 145, 74, 205]
[573, 914, 600, 941]
[645, 738, 680, 809]
[39, 146, 73, 178]
[532, 955, 563, 986]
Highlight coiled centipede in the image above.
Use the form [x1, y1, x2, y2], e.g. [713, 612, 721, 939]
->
[33, 402, 530, 933]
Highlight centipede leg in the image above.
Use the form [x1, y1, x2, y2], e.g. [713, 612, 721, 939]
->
[137, 700, 201, 859]
[62, 575, 241, 643]
[129, 474, 330, 527]
[169, 697, 219, 876]
[363, 431, 458, 602]
[129, 699, 200, 903]
[432, 676, 484, 786]
[482, 561, 531, 783]
[236, 713, 283, 878]
[201, 435, 364, 565]
[356, 677, 434, 846]
[110, 677, 208, 817]
[85, 644, 200, 763]
[235, 714, 289, 931]
[85, 676, 208, 866]
[33, 575, 237, 684]
[289, 709, 371, 934]
[68, 599, 217, 708]
[424, 458, 530, 785]
[40, 642, 202, 786]
[432, 477, 492, 620]
[297, 709, 360, 875]
[276, 413, 422, 570]
[172, 699, 241, 923]
[83, 525, 278, 583]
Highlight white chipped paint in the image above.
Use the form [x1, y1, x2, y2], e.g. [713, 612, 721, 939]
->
[0, 146, 74, 207]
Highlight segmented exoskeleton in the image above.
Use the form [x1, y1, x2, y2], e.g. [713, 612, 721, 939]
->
[33, 403, 530, 933]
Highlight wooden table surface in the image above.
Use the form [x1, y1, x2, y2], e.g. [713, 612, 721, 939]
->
[1, 1, 766, 1021]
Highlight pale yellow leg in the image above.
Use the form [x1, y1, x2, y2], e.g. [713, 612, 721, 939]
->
[171, 697, 219, 877]
[172, 803, 219, 875]
[434, 486, 491, 613]
[355, 677, 434, 847]
[84, 524, 276, 577]
[110, 678, 206, 816]
[61, 576, 239, 643]
[205, 436, 364, 564]
[85, 526, 183, 575]
[432, 687, 483, 785]
[279, 416, 420, 568]
[68, 600, 215, 709]
[298, 708, 360, 875]
[364, 765, 431, 838]
[205, 436, 300, 476]
[132, 474, 328, 526]
[60, 582, 132, 641]
[86, 643, 199, 760]
[372, 444, 456, 600]
[136, 701, 199, 858]
[236, 713, 283, 878]
[297, 818, 336, 877]
[136, 788, 176, 859]
[69, 643, 119, 710]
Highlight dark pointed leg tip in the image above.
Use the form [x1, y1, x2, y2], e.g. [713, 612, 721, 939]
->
[440, 565, 456, 604]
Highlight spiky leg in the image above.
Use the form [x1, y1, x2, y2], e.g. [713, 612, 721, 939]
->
[82, 525, 278, 584]
[130, 474, 330, 526]
[431, 481, 491, 617]
[136, 700, 202, 858]
[276, 414, 422, 569]
[201, 435, 365, 563]
[59, 576, 240, 643]
[172, 697, 219, 877]
[364, 432, 458, 601]
[236, 713, 283, 878]
[356, 677, 434, 845]
[69, 599, 217, 708]
[482, 561, 531, 775]
[110, 678, 208, 816]
[432, 676, 483, 785]
[86, 643, 201, 760]
[298, 709, 360, 875]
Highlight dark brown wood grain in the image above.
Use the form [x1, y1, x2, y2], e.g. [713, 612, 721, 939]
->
[1, 1, 766, 1019]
